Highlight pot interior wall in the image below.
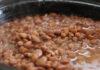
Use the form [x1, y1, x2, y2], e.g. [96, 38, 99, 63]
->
[0, 1, 100, 23]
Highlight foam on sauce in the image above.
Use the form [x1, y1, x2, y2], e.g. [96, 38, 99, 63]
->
[72, 46, 100, 70]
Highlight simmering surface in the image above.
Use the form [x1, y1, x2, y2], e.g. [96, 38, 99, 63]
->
[0, 13, 100, 70]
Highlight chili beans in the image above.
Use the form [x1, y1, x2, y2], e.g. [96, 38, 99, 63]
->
[0, 13, 100, 70]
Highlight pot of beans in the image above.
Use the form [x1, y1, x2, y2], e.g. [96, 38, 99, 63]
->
[0, 0, 100, 70]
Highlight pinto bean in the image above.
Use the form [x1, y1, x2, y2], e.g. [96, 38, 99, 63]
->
[19, 33, 27, 38]
[24, 41, 33, 48]
[19, 46, 28, 53]
[36, 56, 47, 66]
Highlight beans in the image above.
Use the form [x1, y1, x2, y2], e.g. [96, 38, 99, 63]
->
[1, 13, 100, 70]
[24, 41, 33, 48]
[36, 56, 47, 66]
[19, 33, 27, 38]
[36, 67, 46, 70]
[45, 31, 55, 38]
[23, 39, 29, 42]
[60, 58, 69, 64]
[31, 49, 43, 62]
[31, 35, 41, 43]
[34, 16, 42, 24]
[31, 52, 42, 62]
[61, 28, 69, 37]
[90, 39, 97, 44]
[19, 46, 28, 53]
[69, 25, 76, 33]
[75, 32, 81, 37]
[17, 41, 23, 46]
[61, 32, 66, 37]
[34, 49, 43, 58]
[56, 64, 74, 70]
[32, 31, 39, 36]
[51, 61, 59, 68]
[75, 32, 85, 39]
[67, 50, 75, 58]
[40, 32, 51, 40]
[24, 53, 32, 58]
[87, 34, 95, 40]
[68, 43, 75, 50]
[45, 61, 52, 67]
[48, 56, 58, 61]
[48, 68, 54, 70]
[56, 65, 67, 70]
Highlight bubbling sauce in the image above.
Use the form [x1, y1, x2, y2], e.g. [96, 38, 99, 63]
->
[0, 13, 100, 70]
